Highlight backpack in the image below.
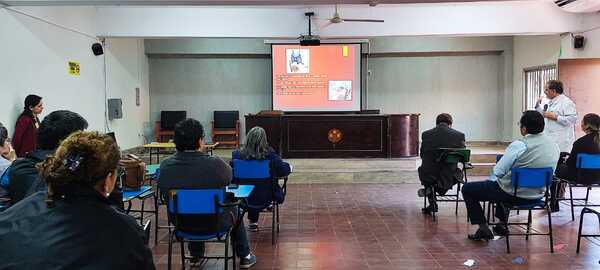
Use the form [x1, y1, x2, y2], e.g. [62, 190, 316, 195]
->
[119, 154, 146, 190]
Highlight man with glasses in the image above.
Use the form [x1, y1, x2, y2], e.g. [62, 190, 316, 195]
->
[535, 80, 577, 211]
[535, 80, 577, 153]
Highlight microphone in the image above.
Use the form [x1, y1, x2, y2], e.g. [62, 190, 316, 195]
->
[543, 104, 548, 112]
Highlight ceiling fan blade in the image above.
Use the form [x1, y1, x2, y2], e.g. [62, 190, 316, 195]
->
[320, 21, 335, 29]
[342, 19, 385, 23]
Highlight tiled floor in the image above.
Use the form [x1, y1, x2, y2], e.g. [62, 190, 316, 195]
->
[147, 183, 600, 270]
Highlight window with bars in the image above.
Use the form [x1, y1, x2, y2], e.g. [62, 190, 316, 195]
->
[523, 65, 557, 110]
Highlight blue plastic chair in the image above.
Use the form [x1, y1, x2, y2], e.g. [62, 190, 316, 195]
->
[167, 189, 238, 270]
[503, 167, 554, 253]
[556, 154, 600, 221]
[232, 159, 287, 245]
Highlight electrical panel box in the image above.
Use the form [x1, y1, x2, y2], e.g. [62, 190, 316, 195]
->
[108, 98, 123, 120]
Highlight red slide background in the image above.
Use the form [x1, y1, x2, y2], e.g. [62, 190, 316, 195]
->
[272, 44, 358, 111]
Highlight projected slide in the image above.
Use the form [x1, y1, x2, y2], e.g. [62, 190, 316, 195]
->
[272, 44, 361, 112]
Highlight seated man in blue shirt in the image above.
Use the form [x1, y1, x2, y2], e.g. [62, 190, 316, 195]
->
[462, 111, 560, 240]
[158, 118, 256, 268]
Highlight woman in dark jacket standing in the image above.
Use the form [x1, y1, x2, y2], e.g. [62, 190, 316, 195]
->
[232, 126, 291, 232]
[0, 131, 155, 269]
[13, 94, 44, 157]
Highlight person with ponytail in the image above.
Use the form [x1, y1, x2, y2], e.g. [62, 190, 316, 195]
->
[12, 94, 43, 157]
[550, 113, 600, 211]
[0, 131, 155, 269]
[232, 126, 291, 232]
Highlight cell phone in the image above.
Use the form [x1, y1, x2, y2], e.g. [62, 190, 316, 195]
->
[228, 184, 239, 189]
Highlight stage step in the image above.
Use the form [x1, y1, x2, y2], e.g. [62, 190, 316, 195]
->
[287, 158, 421, 184]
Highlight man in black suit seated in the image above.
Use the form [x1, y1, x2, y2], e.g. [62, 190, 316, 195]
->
[418, 113, 466, 214]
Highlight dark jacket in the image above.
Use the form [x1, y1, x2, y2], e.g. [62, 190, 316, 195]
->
[556, 133, 600, 184]
[7, 149, 123, 209]
[158, 151, 233, 233]
[231, 148, 290, 206]
[8, 149, 52, 204]
[231, 148, 291, 178]
[0, 187, 155, 270]
[418, 123, 466, 194]
[12, 115, 37, 158]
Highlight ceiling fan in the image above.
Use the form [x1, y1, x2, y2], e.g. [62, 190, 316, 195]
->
[326, 4, 384, 24]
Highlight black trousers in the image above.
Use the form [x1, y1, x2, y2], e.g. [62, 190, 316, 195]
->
[462, 180, 539, 225]
[184, 208, 251, 258]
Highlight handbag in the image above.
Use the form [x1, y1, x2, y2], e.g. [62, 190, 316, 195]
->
[119, 154, 146, 190]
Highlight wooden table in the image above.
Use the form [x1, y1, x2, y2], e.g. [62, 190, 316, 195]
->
[142, 142, 220, 164]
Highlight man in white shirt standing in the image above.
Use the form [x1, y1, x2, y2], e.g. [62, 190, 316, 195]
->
[535, 80, 577, 211]
[535, 80, 577, 153]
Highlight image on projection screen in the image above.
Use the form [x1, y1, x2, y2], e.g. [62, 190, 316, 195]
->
[272, 44, 361, 112]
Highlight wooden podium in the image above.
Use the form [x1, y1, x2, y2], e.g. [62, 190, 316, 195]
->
[245, 113, 419, 158]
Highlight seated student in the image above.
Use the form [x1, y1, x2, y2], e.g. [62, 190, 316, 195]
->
[232, 126, 291, 232]
[417, 113, 466, 214]
[0, 122, 16, 176]
[158, 118, 257, 268]
[7, 110, 88, 205]
[462, 111, 560, 240]
[0, 131, 155, 269]
[550, 113, 600, 211]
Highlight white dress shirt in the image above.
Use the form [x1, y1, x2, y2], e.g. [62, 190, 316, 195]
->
[535, 94, 577, 152]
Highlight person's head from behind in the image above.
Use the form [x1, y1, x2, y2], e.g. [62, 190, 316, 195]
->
[544, 80, 563, 99]
[582, 113, 600, 134]
[0, 122, 7, 148]
[37, 110, 88, 151]
[582, 113, 600, 148]
[436, 113, 453, 127]
[174, 118, 204, 152]
[22, 94, 43, 118]
[241, 126, 270, 160]
[520, 110, 545, 136]
[37, 131, 121, 207]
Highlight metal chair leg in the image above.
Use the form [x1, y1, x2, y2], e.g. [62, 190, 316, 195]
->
[577, 208, 586, 254]
[505, 210, 511, 253]
[154, 196, 159, 246]
[526, 210, 532, 241]
[167, 232, 173, 270]
[455, 183, 460, 216]
[272, 204, 276, 245]
[180, 240, 185, 270]
[570, 185, 576, 221]
[224, 235, 229, 270]
[548, 207, 554, 253]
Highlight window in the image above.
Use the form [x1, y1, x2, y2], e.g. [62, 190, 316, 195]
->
[523, 65, 557, 110]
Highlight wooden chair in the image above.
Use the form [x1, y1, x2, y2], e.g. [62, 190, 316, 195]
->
[155, 111, 186, 142]
[154, 121, 174, 142]
[211, 111, 240, 148]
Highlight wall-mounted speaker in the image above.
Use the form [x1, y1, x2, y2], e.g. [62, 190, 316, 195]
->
[92, 43, 104, 56]
[574, 35, 585, 49]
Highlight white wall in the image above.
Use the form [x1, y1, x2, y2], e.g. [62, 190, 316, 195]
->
[96, 2, 583, 38]
[512, 35, 561, 138]
[0, 6, 149, 149]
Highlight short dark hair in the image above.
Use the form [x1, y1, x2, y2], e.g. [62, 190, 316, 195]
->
[0, 122, 7, 147]
[546, 80, 563, 94]
[436, 113, 453, 125]
[520, 110, 545, 135]
[174, 118, 204, 151]
[37, 110, 88, 150]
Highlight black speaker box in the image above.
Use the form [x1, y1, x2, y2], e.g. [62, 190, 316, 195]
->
[92, 43, 104, 56]
[574, 35, 585, 49]
[300, 39, 320, 46]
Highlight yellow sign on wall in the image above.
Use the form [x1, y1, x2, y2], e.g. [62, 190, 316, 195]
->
[342, 45, 349, 57]
[68, 61, 80, 75]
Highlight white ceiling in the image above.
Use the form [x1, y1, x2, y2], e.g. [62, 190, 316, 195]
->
[1, 0, 522, 6]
